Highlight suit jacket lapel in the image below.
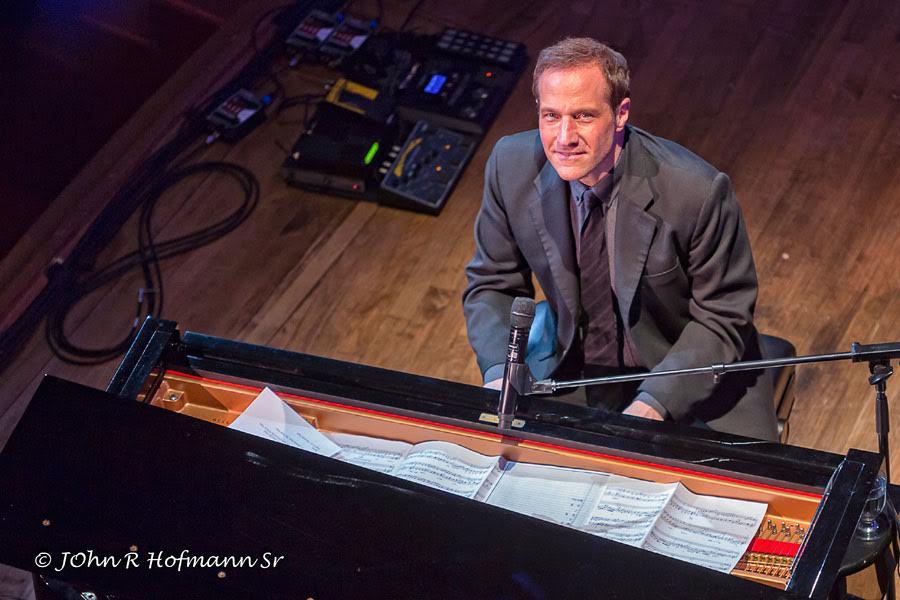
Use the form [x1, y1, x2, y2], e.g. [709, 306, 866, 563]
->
[614, 129, 659, 326]
[614, 178, 657, 326]
[530, 161, 579, 327]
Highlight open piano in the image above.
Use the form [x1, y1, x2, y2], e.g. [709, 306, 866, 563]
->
[0, 319, 885, 599]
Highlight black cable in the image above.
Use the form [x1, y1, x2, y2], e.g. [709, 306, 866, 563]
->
[254, 71, 287, 106]
[252, 3, 296, 54]
[276, 92, 325, 115]
[398, 0, 426, 32]
[341, 0, 383, 24]
[46, 162, 260, 365]
[0, 0, 336, 375]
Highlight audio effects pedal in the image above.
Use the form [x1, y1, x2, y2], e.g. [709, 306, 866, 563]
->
[378, 120, 476, 214]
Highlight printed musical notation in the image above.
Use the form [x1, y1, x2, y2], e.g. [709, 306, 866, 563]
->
[642, 484, 766, 572]
[328, 432, 411, 474]
[324, 432, 766, 574]
[232, 388, 768, 575]
[392, 444, 500, 497]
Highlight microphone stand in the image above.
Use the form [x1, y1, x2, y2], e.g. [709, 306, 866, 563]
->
[525, 341, 900, 484]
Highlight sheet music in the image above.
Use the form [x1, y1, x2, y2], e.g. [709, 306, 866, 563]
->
[580, 475, 678, 545]
[484, 462, 609, 527]
[641, 484, 767, 573]
[228, 387, 341, 457]
[327, 432, 412, 474]
[390, 441, 500, 498]
[227, 394, 770, 575]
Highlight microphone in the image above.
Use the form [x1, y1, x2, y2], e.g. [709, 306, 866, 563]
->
[498, 297, 535, 429]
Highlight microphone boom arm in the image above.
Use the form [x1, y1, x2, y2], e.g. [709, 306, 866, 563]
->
[529, 342, 900, 394]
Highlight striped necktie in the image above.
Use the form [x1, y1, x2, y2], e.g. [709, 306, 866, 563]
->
[578, 186, 621, 368]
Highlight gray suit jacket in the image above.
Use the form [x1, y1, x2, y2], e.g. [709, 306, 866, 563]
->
[463, 126, 779, 440]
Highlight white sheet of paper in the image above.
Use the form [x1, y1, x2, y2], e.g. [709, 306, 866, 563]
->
[228, 387, 341, 457]
[328, 432, 412, 474]
[485, 462, 610, 527]
[231, 391, 768, 576]
[390, 441, 500, 498]
[642, 484, 768, 573]
[581, 475, 678, 546]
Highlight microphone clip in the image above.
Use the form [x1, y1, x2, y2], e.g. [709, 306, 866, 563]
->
[498, 362, 534, 430]
[505, 362, 534, 395]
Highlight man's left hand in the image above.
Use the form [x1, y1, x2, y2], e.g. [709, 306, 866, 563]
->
[622, 400, 664, 421]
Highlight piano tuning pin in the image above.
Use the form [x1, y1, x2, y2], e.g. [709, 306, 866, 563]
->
[751, 553, 763, 573]
[785, 558, 796, 577]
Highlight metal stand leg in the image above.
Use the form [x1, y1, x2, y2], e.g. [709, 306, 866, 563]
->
[869, 361, 893, 483]
[868, 360, 895, 600]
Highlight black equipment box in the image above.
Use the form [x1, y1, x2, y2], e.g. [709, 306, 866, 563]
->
[395, 28, 527, 135]
[281, 103, 397, 200]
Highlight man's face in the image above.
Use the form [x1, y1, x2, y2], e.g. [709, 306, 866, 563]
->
[537, 65, 630, 187]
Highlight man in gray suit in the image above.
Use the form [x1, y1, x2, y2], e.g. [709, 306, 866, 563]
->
[462, 38, 779, 440]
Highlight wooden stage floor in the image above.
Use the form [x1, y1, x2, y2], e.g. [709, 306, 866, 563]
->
[2, 1, 900, 597]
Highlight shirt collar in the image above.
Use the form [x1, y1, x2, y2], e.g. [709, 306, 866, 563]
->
[570, 139, 626, 205]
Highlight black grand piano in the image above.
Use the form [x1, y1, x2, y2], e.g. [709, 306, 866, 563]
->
[0, 319, 888, 599]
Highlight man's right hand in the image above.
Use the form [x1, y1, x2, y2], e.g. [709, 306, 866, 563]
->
[484, 378, 502, 390]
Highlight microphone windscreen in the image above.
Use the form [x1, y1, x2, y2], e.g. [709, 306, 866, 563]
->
[510, 297, 535, 328]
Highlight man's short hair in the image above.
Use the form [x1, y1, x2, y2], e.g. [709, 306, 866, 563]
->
[532, 37, 630, 112]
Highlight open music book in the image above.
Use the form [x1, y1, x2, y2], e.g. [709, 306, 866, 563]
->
[231, 388, 767, 573]
[328, 432, 766, 573]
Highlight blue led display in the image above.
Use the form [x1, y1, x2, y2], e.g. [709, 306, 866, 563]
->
[424, 74, 447, 95]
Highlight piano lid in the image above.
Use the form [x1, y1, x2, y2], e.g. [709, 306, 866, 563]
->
[0, 375, 797, 600]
